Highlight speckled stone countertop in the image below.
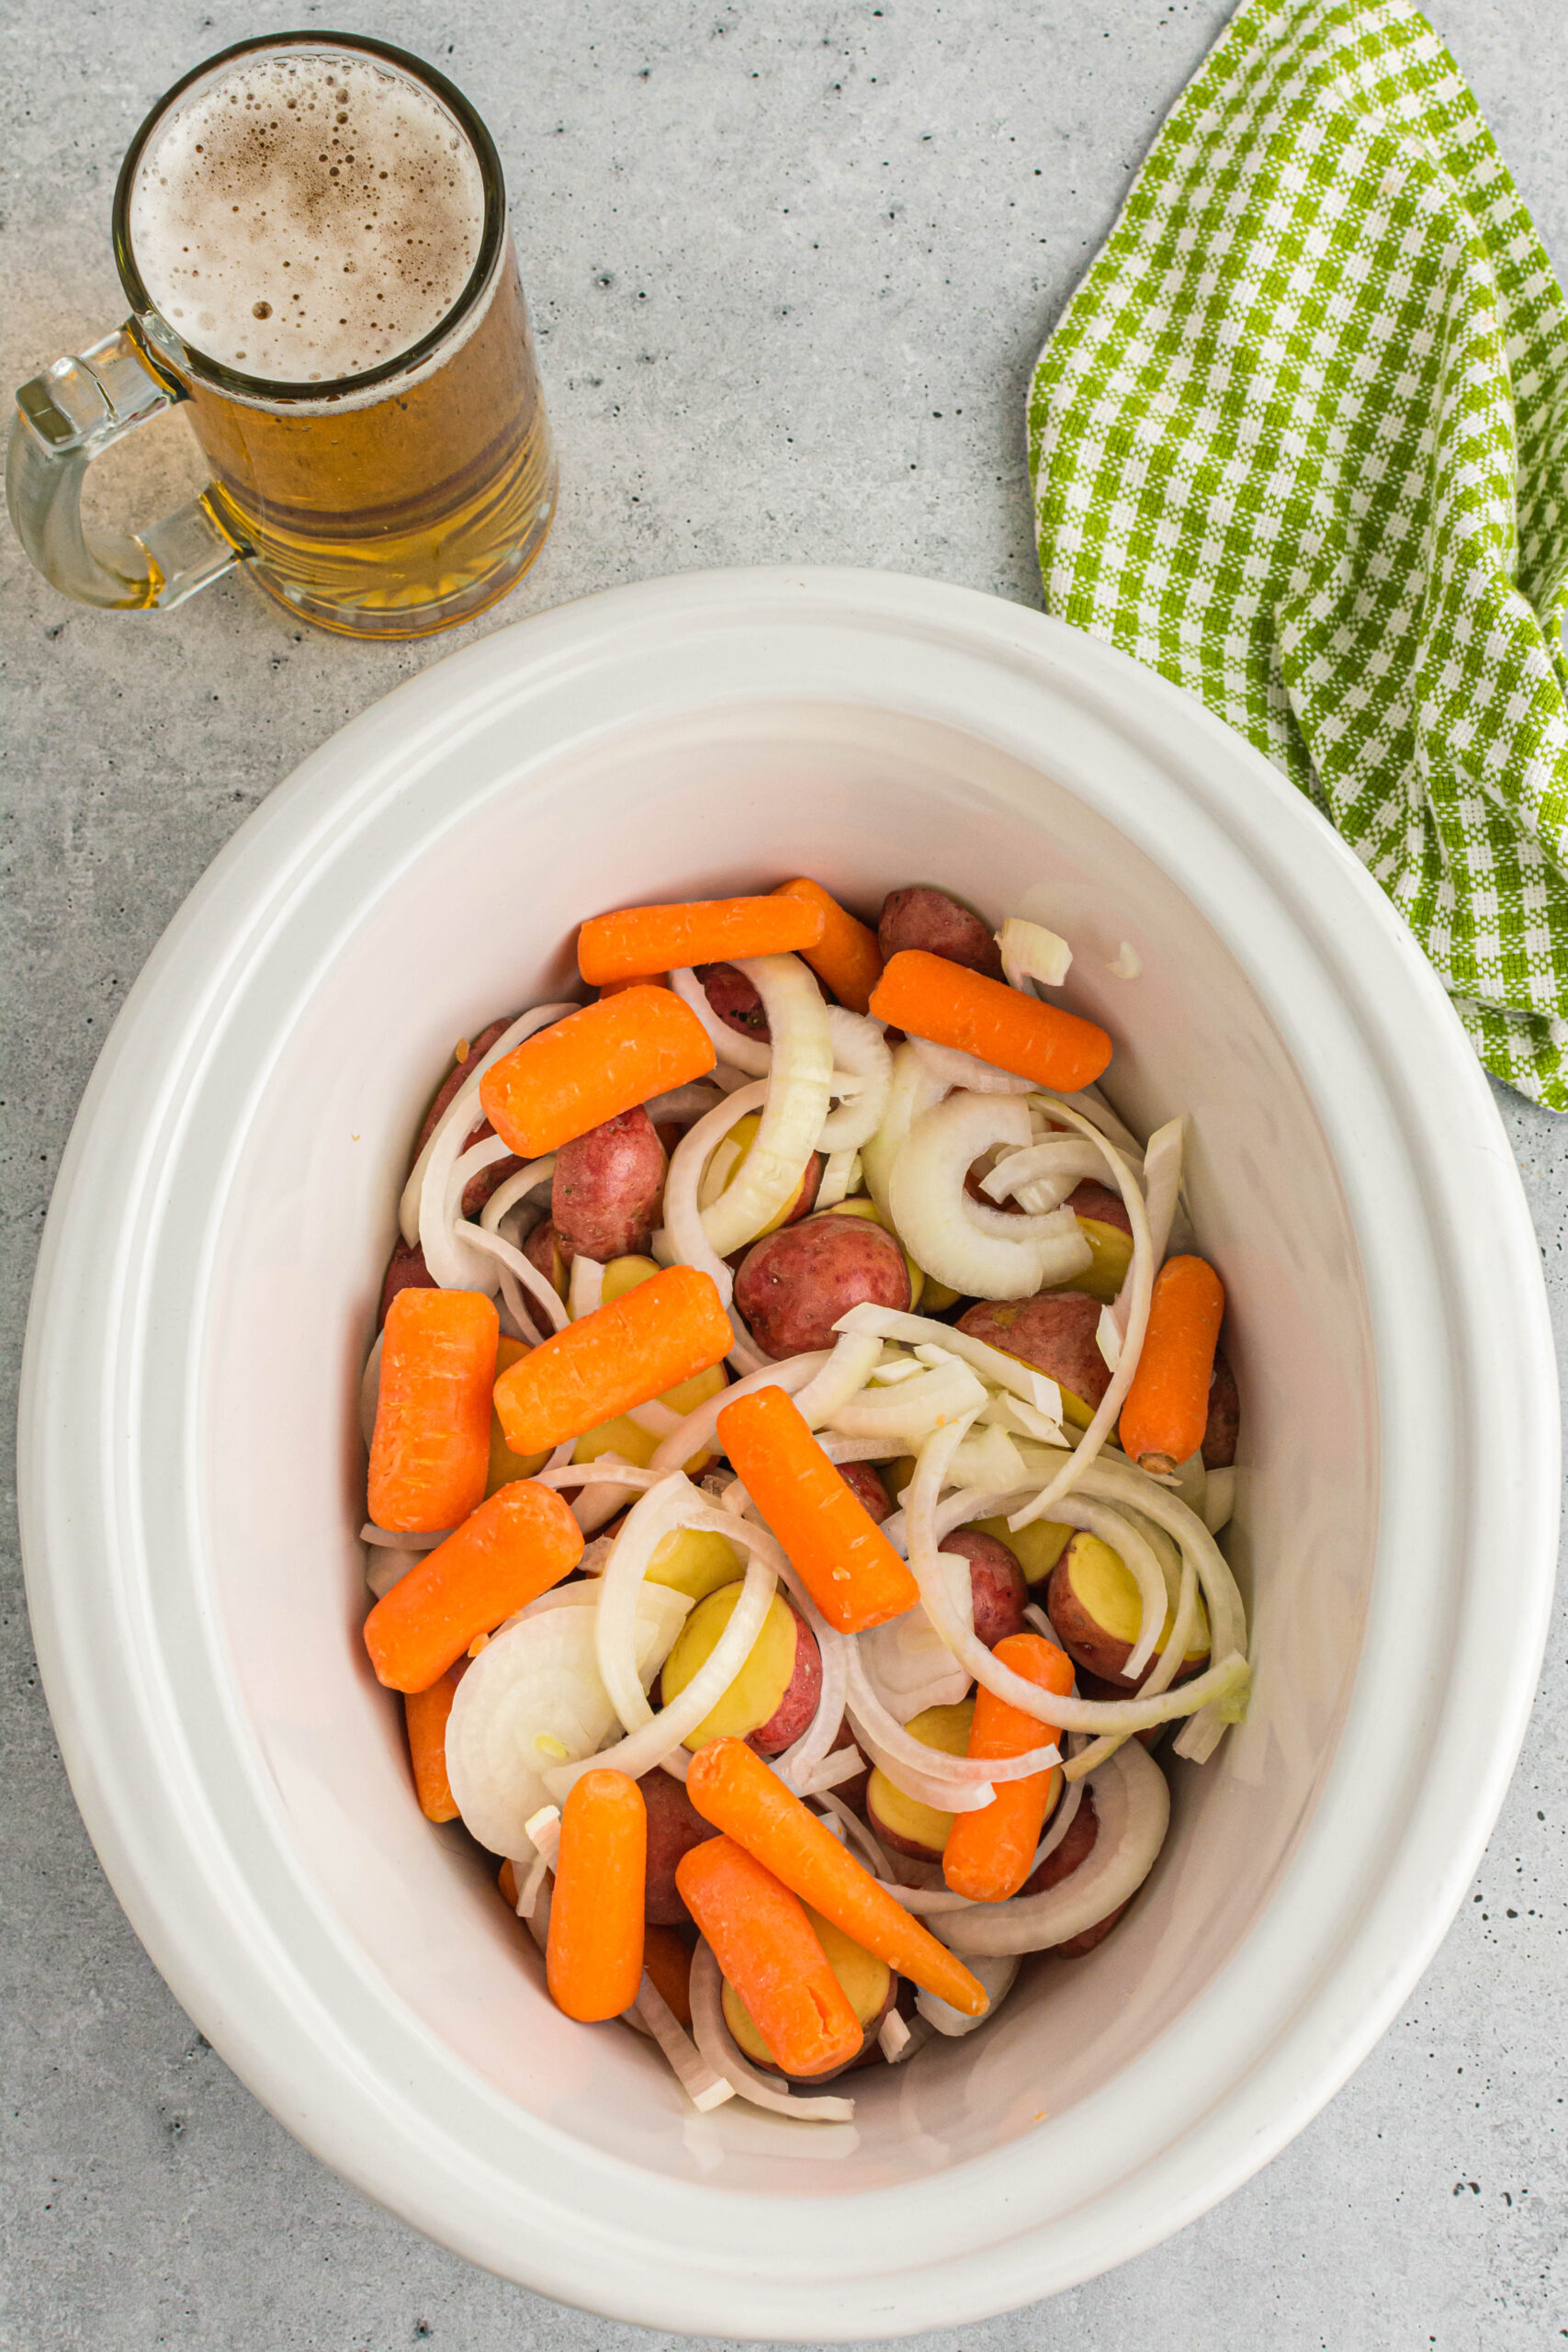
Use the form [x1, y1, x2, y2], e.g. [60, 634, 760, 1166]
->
[3, 4, 1563, 2346]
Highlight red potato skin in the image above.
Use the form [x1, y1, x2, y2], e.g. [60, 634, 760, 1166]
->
[551, 1105, 666, 1261]
[839, 1461, 895, 1524]
[1202, 1349, 1239, 1470]
[957, 1293, 1111, 1416]
[641, 1770, 721, 1926]
[523, 1216, 570, 1282]
[1045, 1552, 1207, 1692]
[696, 962, 771, 1041]
[878, 887, 1004, 981]
[1066, 1179, 1132, 1237]
[749, 1601, 824, 1757]
[1020, 1784, 1132, 1954]
[941, 1529, 1028, 1647]
[378, 1238, 439, 1329]
[734, 1214, 912, 1357]
[406, 1016, 525, 1218]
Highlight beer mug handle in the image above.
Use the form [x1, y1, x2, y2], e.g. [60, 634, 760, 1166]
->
[6, 325, 243, 611]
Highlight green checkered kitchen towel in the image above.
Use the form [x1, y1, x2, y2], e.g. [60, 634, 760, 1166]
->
[1030, 0, 1568, 1111]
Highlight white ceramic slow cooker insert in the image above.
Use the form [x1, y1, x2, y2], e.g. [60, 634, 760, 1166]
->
[18, 570, 1558, 2336]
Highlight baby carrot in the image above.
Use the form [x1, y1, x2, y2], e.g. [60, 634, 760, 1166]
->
[942, 1634, 1074, 1903]
[479, 988, 715, 1159]
[547, 1770, 647, 2021]
[363, 1479, 585, 1692]
[868, 949, 1112, 1092]
[675, 1835, 863, 2076]
[716, 1385, 919, 1634]
[642, 1923, 694, 2029]
[1119, 1255, 1226, 1475]
[493, 1264, 732, 1453]
[404, 1662, 466, 1821]
[368, 1286, 500, 1532]
[577, 897, 826, 986]
[685, 1737, 989, 2016]
[498, 1857, 521, 1909]
[771, 878, 884, 1014]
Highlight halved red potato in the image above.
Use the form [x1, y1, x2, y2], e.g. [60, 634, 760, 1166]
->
[378, 1238, 438, 1329]
[1057, 1177, 1134, 1306]
[940, 1528, 1027, 1646]
[1045, 1530, 1210, 1690]
[839, 1460, 895, 1524]
[1203, 1348, 1239, 1468]
[957, 1292, 1111, 1427]
[963, 1512, 1073, 1588]
[659, 1583, 822, 1755]
[642, 1770, 720, 1926]
[696, 961, 772, 1040]
[877, 886, 1004, 980]
[866, 1700, 974, 1861]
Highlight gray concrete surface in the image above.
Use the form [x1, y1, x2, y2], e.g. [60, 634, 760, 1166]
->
[3, 1, 1564, 2344]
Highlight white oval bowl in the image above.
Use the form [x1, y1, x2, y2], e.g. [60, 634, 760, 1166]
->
[19, 568, 1558, 2336]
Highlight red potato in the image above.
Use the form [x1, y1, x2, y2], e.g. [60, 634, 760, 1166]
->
[878, 886, 1004, 981]
[957, 1293, 1111, 1424]
[750, 1600, 824, 1756]
[1045, 1531, 1210, 1691]
[696, 961, 771, 1041]
[1202, 1349, 1239, 1470]
[838, 1460, 895, 1525]
[378, 1238, 438, 1329]
[1077, 1668, 1165, 1749]
[551, 1105, 666, 1261]
[1020, 1784, 1132, 1955]
[941, 1529, 1028, 1647]
[523, 1216, 570, 1286]
[659, 1586, 821, 1755]
[734, 1213, 912, 1358]
[1066, 1179, 1131, 1236]
[641, 1770, 721, 1926]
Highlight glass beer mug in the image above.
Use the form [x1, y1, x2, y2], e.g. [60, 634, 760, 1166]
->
[6, 32, 556, 639]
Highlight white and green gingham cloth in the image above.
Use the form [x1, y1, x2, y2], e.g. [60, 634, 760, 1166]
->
[1030, 0, 1568, 1110]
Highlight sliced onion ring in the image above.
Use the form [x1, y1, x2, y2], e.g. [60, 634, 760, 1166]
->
[942, 1740, 1169, 1955]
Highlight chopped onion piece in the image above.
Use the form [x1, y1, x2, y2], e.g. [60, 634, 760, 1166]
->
[790, 1331, 884, 1427]
[979, 1135, 1104, 1212]
[831, 1304, 1064, 1420]
[878, 2010, 913, 2063]
[670, 965, 771, 1077]
[689, 1943, 853, 2122]
[1096, 1307, 1122, 1374]
[569, 1254, 604, 1320]
[942, 1741, 1169, 1954]
[998, 915, 1072, 991]
[815, 1147, 860, 1209]
[360, 1521, 444, 1551]
[818, 1009, 894, 1152]
[889, 1092, 1092, 1299]
[861, 1042, 949, 1221]
[824, 1356, 987, 1444]
[632, 1970, 735, 2110]
[908, 1037, 1034, 1094]
[918, 1951, 1019, 2037]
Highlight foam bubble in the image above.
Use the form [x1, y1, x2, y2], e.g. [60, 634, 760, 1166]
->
[129, 52, 486, 382]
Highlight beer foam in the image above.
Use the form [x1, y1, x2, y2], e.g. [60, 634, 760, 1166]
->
[129, 52, 486, 383]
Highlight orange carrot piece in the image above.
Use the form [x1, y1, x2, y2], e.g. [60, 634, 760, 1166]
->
[642, 1923, 694, 2029]
[716, 1385, 919, 1634]
[771, 878, 884, 1014]
[868, 948, 1112, 1092]
[1119, 1254, 1226, 1473]
[363, 1479, 585, 1692]
[942, 1634, 1074, 1903]
[498, 1857, 520, 1909]
[479, 988, 715, 1159]
[675, 1835, 863, 2076]
[684, 1737, 989, 2016]
[597, 972, 671, 996]
[547, 1770, 648, 2021]
[493, 1264, 731, 1453]
[577, 897, 826, 987]
[404, 1661, 467, 1821]
[368, 1286, 500, 1533]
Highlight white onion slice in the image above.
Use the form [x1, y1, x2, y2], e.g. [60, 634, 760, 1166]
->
[788, 1331, 883, 1427]
[942, 1741, 1169, 1954]
[649, 1350, 830, 1475]
[631, 1970, 734, 2111]
[918, 1951, 1019, 2038]
[878, 2009, 913, 2063]
[817, 1009, 894, 1152]
[861, 1041, 949, 1221]
[824, 1355, 987, 1444]
[459, 1220, 570, 1338]
[830, 1304, 1064, 1421]
[815, 1148, 860, 1210]
[545, 1496, 785, 1799]
[360, 1521, 445, 1551]
[445, 1584, 688, 1857]
[593, 1475, 713, 1732]
[843, 1641, 1056, 1797]
[408, 1005, 576, 1285]
[858, 1597, 971, 1725]
[1044, 1084, 1145, 1160]
[908, 1037, 1034, 1094]
[979, 1135, 1105, 1212]
[670, 965, 772, 1076]
[660, 1079, 768, 1308]
[479, 1156, 556, 1236]
[1138, 1115, 1185, 1274]
[1202, 1466, 1235, 1533]
[889, 1093, 1091, 1299]
[701, 956, 833, 1257]
[998, 915, 1072, 991]
[814, 1794, 894, 1879]
[689, 1943, 854, 2122]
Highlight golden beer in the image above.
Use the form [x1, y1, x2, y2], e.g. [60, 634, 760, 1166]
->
[8, 34, 554, 637]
